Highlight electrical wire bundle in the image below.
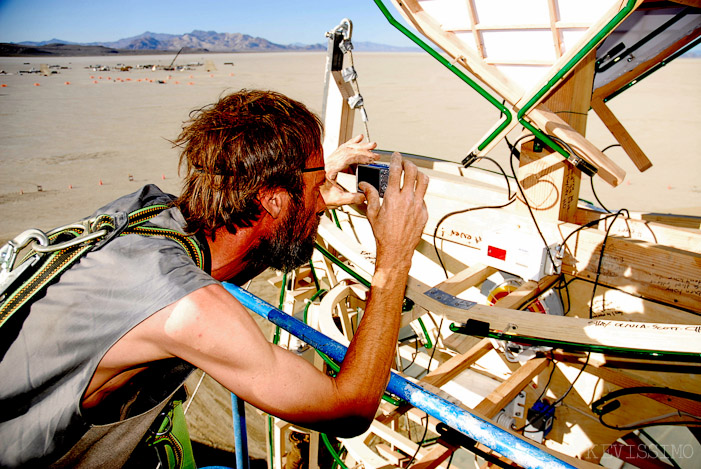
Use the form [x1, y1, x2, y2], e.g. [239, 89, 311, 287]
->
[592, 386, 701, 431]
[511, 352, 590, 435]
[432, 155, 516, 279]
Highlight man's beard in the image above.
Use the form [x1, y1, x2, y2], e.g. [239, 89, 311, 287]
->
[245, 199, 320, 273]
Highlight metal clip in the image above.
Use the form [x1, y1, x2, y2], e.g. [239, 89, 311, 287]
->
[339, 39, 353, 54]
[341, 66, 357, 83]
[327, 18, 352, 40]
[0, 229, 49, 299]
[337, 19, 354, 53]
[347, 93, 364, 109]
[0, 229, 49, 273]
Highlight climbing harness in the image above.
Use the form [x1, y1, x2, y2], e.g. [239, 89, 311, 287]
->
[0, 203, 205, 469]
[144, 389, 197, 469]
[0, 204, 204, 331]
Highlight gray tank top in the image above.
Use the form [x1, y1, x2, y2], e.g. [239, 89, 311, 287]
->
[0, 185, 218, 467]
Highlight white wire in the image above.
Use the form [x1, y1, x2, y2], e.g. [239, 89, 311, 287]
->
[348, 50, 371, 141]
[183, 370, 207, 415]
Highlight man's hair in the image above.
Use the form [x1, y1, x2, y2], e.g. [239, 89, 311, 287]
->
[174, 89, 323, 236]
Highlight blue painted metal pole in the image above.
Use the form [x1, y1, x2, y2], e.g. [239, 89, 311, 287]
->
[231, 393, 250, 469]
[223, 283, 577, 469]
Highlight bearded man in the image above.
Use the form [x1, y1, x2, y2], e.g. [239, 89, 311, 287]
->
[0, 89, 429, 467]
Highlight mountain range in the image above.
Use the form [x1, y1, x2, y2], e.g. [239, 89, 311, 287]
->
[12, 30, 417, 54]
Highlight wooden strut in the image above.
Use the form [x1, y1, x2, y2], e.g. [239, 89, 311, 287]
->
[551, 351, 701, 417]
[318, 218, 701, 356]
[319, 3, 700, 465]
[590, 98, 653, 172]
[336, 165, 701, 313]
[394, 0, 633, 187]
[407, 193, 701, 312]
[313, 218, 699, 465]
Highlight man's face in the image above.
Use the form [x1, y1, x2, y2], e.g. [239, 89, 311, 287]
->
[246, 161, 326, 272]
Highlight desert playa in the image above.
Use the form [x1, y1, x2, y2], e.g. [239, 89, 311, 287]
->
[0, 51, 700, 460]
[0, 52, 700, 246]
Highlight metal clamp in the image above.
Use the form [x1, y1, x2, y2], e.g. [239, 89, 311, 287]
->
[0, 229, 49, 273]
[347, 93, 364, 109]
[327, 18, 353, 53]
[0, 229, 50, 299]
[342, 66, 357, 83]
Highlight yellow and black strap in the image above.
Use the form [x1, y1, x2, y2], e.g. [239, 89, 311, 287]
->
[0, 204, 204, 330]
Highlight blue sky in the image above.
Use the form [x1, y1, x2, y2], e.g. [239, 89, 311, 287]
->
[0, 0, 415, 46]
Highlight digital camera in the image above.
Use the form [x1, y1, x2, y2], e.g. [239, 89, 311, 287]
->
[356, 163, 390, 198]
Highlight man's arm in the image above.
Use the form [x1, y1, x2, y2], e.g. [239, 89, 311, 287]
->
[335, 152, 429, 422]
[123, 153, 427, 436]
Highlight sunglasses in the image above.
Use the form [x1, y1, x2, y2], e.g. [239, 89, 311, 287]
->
[195, 165, 325, 175]
[301, 166, 325, 173]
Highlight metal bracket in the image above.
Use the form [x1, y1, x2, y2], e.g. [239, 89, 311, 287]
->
[0, 229, 49, 299]
[347, 93, 364, 109]
[342, 66, 357, 83]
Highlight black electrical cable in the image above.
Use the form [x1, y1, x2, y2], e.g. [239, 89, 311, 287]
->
[554, 110, 589, 117]
[533, 351, 557, 403]
[598, 410, 701, 432]
[552, 275, 576, 316]
[553, 352, 590, 407]
[601, 143, 621, 153]
[639, 428, 682, 469]
[402, 336, 420, 373]
[589, 209, 629, 318]
[464, 155, 514, 200]
[559, 209, 630, 249]
[556, 208, 631, 318]
[593, 386, 701, 432]
[432, 146, 517, 279]
[432, 196, 516, 278]
[508, 134, 559, 274]
[420, 316, 444, 380]
[588, 144, 621, 213]
[405, 413, 430, 467]
[512, 352, 590, 433]
[590, 177, 612, 214]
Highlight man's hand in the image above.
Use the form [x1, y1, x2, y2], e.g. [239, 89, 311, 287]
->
[333, 152, 428, 427]
[322, 135, 378, 208]
[359, 152, 429, 272]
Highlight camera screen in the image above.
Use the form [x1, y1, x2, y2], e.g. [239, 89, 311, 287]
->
[357, 165, 381, 192]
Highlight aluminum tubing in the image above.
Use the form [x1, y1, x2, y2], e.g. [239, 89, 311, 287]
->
[223, 282, 576, 469]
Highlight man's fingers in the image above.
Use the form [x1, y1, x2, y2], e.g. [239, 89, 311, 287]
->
[400, 159, 419, 192]
[415, 171, 430, 199]
[326, 136, 379, 180]
[356, 149, 379, 165]
[328, 191, 365, 208]
[345, 192, 367, 206]
[358, 182, 380, 216]
[386, 152, 403, 191]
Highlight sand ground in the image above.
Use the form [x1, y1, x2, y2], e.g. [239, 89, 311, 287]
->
[1, 52, 699, 462]
[1, 53, 699, 246]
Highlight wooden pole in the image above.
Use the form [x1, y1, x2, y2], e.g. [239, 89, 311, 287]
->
[517, 51, 597, 223]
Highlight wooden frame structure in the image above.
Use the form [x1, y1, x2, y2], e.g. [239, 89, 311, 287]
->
[262, 1, 701, 467]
